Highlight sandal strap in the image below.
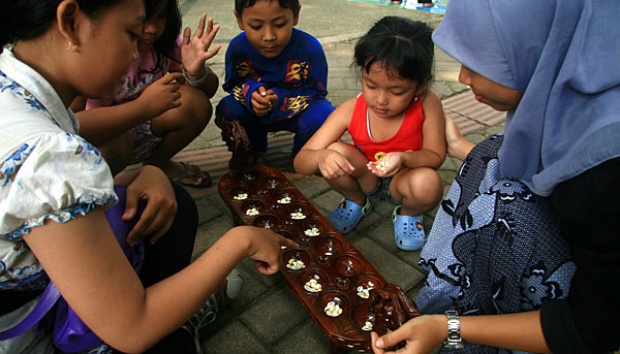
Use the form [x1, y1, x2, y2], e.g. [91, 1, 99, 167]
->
[332, 198, 371, 219]
[171, 161, 213, 188]
[179, 161, 201, 178]
[328, 198, 372, 234]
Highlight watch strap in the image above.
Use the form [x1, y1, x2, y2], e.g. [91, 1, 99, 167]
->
[443, 309, 465, 349]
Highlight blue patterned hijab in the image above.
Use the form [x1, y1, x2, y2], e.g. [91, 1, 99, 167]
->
[433, 0, 620, 196]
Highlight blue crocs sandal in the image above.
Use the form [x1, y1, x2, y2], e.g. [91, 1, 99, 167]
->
[327, 198, 372, 234]
[392, 206, 426, 251]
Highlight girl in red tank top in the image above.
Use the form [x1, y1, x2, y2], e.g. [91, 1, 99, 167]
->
[294, 16, 446, 251]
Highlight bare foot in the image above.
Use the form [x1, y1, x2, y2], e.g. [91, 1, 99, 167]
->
[445, 114, 475, 161]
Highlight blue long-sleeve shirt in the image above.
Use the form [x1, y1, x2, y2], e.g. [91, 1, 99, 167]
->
[222, 28, 330, 125]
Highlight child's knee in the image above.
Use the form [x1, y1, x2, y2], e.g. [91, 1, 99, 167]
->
[327, 142, 368, 168]
[396, 168, 443, 204]
[415, 169, 444, 202]
[178, 85, 212, 126]
[326, 141, 356, 155]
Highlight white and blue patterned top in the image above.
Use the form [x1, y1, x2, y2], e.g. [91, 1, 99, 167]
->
[0, 47, 117, 353]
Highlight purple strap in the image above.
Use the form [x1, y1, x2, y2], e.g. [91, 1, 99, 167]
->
[0, 283, 60, 340]
[0, 185, 143, 342]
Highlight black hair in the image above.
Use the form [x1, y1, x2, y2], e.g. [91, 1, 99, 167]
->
[0, 0, 128, 52]
[234, 0, 300, 17]
[144, 0, 181, 60]
[354, 16, 434, 92]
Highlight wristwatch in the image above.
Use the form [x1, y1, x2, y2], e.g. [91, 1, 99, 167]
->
[443, 310, 465, 349]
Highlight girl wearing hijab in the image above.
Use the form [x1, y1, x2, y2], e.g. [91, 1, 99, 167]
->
[370, 0, 620, 353]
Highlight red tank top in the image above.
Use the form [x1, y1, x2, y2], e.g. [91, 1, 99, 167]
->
[348, 94, 424, 162]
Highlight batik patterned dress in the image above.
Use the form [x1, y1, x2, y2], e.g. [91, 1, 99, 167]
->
[416, 134, 576, 354]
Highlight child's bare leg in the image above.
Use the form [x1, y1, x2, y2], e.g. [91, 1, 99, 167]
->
[98, 130, 134, 176]
[391, 167, 443, 216]
[390, 167, 443, 250]
[324, 142, 376, 206]
[445, 114, 475, 161]
[147, 85, 212, 180]
[324, 142, 376, 234]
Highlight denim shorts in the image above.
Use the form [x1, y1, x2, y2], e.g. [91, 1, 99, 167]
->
[366, 176, 399, 206]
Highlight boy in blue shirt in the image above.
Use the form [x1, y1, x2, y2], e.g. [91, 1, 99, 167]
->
[215, 0, 335, 169]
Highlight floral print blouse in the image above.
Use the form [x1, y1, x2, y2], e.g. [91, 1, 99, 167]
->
[0, 47, 116, 353]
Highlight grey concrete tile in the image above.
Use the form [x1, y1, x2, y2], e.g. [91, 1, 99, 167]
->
[307, 189, 345, 217]
[192, 216, 235, 259]
[239, 257, 287, 289]
[271, 320, 333, 354]
[463, 132, 490, 145]
[201, 320, 271, 354]
[240, 287, 308, 344]
[363, 218, 425, 269]
[349, 211, 382, 235]
[227, 266, 273, 311]
[439, 156, 461, 171]
[438, 168, 458, 187]
[195, 194, 228, 225]
[369, 199, 395, 218]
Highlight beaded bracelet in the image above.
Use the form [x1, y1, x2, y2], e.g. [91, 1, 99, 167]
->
[182, 64, 209, 86]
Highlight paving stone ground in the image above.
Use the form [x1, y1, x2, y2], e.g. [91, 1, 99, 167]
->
[170, 2, 506, 353]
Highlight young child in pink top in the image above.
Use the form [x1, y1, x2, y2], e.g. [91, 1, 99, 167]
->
[74, 0, 219, 188]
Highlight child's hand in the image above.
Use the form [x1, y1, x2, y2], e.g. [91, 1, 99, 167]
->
[318, 150, 355, 179]
[251, 87, 277, 117]
[265, 89, 278, 110]
[181, 13, 222, 74]
[138, 72, 183, 118]
[122, 166, 177, 247]
[367, 153, 402, 177]
[243, 227, 299, 275]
